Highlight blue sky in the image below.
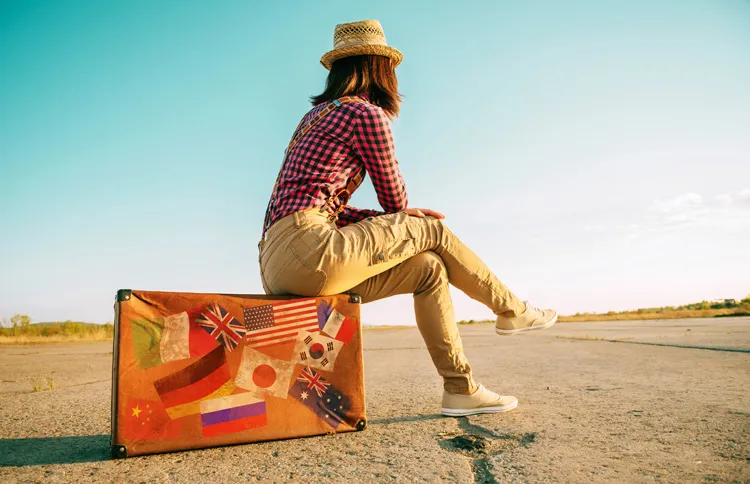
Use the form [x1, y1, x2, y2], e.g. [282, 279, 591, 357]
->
[1, 0, 749, 325]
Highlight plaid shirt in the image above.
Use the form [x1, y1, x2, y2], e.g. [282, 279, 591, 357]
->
[264, 97, 408, 230]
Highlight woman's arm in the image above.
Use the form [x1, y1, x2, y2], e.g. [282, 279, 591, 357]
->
[336, 206, 384, 227]
[351, 106, 409, 213]
[336, 205, 446, 228]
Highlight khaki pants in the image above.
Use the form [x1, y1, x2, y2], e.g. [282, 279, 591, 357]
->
[258, 208, 525, 394]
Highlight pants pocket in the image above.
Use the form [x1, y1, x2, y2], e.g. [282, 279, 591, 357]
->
[261, 250, 296, 295]
[367, 214, 417, 266]
[263, 231, 328, 297]
[370, 237, 415, 266]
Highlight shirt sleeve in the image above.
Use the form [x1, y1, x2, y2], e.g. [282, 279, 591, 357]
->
[351, 106, 408, 213]
[336, 205, 384, 228]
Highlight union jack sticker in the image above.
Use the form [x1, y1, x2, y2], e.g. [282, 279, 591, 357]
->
[196, 303, 247, 351]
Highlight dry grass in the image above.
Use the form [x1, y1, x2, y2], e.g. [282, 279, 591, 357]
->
[455, 308, 750, 325]
[31, 374, 56, 392]
[0, 331, 113, 345]
[558, 308, 748, 323]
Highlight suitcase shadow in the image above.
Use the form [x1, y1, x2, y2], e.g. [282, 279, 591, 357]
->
[0, 435, 110, 467]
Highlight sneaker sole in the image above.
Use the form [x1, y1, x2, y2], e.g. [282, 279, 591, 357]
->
[495, 313, 558, 336]
[440, 399, 519, 417]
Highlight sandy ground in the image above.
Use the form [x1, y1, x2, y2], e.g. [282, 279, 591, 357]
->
[0, 317, 748, 483]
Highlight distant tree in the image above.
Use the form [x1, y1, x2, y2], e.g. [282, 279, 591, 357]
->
[10, 314, 31, 328]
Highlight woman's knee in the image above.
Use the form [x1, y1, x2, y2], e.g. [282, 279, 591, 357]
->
[410, 251, 448, 293]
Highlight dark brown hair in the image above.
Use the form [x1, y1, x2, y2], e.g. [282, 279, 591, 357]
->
[311, 55, 402, 119]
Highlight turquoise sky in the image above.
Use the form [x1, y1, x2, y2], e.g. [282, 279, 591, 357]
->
[2, 1, 749, 325]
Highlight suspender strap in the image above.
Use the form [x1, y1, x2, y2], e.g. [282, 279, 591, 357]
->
[261, 96, 363, 239]
[320, 164, 366, 221]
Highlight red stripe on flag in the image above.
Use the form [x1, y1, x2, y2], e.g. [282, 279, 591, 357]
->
[246, 322, 319, 345]
[245, 319, 317, 339]
[158, 363, 231, 408]
[188, 318, 219, 358]
[271, 300, 317, 316]
[154, 345, 226, 395]
[334, 317, 356, 344]
[201, 413, 267, 438]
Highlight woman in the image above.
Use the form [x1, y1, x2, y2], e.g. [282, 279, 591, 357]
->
[258, 20, 557, 417]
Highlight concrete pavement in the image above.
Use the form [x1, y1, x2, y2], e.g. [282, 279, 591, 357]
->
[1, 318, 748, 482]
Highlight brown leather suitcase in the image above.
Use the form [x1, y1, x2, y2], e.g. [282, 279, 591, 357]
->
[110, 289, 366, 458]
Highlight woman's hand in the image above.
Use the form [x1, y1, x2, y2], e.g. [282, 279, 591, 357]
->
[404, 207, 445, 219]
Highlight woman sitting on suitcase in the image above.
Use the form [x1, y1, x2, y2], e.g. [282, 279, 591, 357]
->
[259, 20, 557, 417]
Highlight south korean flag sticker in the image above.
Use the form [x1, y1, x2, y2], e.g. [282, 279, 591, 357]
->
[293, 331, 344, 371]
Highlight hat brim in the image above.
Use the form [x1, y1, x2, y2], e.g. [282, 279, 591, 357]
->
[320, 44, 403, 70]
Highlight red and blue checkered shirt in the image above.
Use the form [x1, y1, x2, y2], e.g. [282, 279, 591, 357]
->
[264, 97, 408, 230]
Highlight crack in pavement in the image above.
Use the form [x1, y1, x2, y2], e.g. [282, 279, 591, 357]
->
[558, 336, 750, 354]
[0, 379, 110, 398]
[436, 417, 536, 483]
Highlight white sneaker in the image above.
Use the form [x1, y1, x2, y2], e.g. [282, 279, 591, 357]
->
[496, 301, 558, 336]
[440, 384, 518, 417]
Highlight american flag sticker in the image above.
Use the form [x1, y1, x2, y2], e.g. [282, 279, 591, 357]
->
[243, 299, 319, 348]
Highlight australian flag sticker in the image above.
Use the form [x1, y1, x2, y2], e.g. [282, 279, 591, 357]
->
[289, 366, 352, 429]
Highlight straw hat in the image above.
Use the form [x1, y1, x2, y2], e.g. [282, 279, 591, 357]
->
[320, 20, 403, 70]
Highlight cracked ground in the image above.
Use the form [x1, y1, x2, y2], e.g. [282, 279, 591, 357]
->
[1, 318, 749, 482]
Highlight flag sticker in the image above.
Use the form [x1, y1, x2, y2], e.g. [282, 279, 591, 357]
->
[130, 309, 218, 370]
[317, 301, 334, 330]
[196, 303, 246, 351]
[122, 399, 181, 441]
[153, 345, 232, 419]
[321, 309, 356, 344]
[243, 299, 319, 348]
[292, 330, 343, 370]
[289, 366, 353, 429]
[200, 393, 267, 438]
[235, 346, 295, 399]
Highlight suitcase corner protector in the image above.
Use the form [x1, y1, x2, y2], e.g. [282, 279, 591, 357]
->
[116, 289, 132, 302]
[348, 293, 361, 304]
[356, 419, 367, 431]
[111, 444, 128, 459]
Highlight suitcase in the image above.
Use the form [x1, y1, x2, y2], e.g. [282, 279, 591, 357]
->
[110, 289, 366, 458]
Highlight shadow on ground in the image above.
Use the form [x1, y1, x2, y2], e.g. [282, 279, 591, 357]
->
[369, 414, 445, 425]
[0, 435, 110, 467]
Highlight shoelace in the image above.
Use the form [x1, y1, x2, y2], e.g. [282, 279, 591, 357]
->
[523, 300, 540, 314]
